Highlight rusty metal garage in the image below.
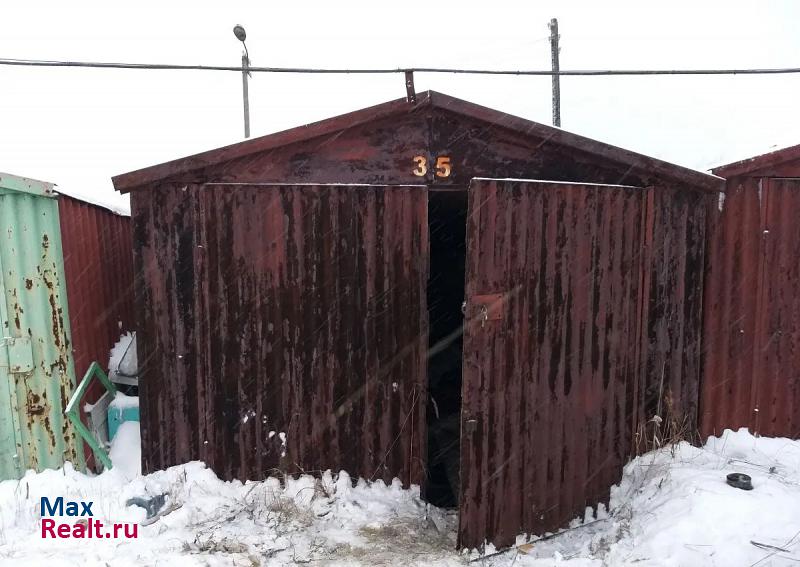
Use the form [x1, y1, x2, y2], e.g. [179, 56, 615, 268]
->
[113, 91, 722, 549]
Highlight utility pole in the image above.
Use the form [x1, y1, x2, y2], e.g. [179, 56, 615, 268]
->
[549, 18, 561, 127]
[233, 25, 251, 138]
[241, 53, 251, 138]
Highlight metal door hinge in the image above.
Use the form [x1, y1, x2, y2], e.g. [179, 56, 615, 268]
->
[2, 337, 34, 373]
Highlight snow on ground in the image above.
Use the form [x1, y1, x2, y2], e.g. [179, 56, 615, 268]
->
[107, 421, 142, 481]
[1, 428, 799, 566]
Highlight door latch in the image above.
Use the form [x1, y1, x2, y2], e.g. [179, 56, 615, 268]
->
[463, 293, 507, 327]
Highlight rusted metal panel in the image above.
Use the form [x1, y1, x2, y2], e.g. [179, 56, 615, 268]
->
[459, 179, 648, 549]
[113, 92, 721, 194]
[146, 108, 719, 195]
[59, 195, 135, 379]
[637, 185, 711, 449]
[755, 178, 800, 436]
[0, 173, 83, 479]
[458, 179, 712, 549]
[115, 93, 721, 550]
[700, 178, 762, 435]
[134, 183, 429, 485]
[713, 143, 800, 178]
[754, 178, 800, 437]
[702, 177, 800, 438]
[58, 195, 135, 470]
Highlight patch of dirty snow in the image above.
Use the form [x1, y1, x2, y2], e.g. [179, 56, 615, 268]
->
[1, 429, 799, 566]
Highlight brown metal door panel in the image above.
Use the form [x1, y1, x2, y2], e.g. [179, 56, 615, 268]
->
[701, 178, 800, 440]
[700, 179, 762, 437]
[638, 186, 709, 447]
[754, 179, 800, 437]
[458, 179, 646, 550]
[219, 184, 429, 485]
[136, 183, 428, 486]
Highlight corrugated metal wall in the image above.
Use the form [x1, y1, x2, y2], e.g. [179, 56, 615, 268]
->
[459, 180, 647, 548]
[702, 178, 800, 438]
[134, 183, 429, 485]
[638, 185, 709, 448]
[458, 180, 712, 549]
[59, 195, 135, 380]
[0, 174, 83, 479]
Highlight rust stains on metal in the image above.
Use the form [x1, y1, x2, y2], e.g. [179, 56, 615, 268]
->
[113, 92, 721, 194]
[459, 180, 647, 548]
[0, 174, 84, 477]
[458, 180, 713, 549]
[753, 178, 800, 437]
[59, 195, 135, 380]
[58, 195, 135, 470]
[135, 183, 429, 486]
[636, 185, 710, 450]
[702, 173, 800, 439]
[713, 143, 800, 179]
[114, 92, 719, 551]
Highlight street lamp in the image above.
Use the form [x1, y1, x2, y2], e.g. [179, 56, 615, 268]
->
[233, 24, 250, 138]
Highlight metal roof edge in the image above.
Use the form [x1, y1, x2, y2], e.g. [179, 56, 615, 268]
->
[54, 188, 131, 217]
[470, 177, 643, 189]
[112, 93, 431, 193]
[0, 171, 56, 198]
[430, 92, 723, 192]
[712, 143, 800, 178]
[113, 90, 722, 193]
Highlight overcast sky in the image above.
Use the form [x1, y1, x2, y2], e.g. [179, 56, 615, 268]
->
[2, 0, 799, 212]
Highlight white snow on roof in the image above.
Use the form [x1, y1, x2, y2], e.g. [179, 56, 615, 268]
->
[54, 185, 131, 216]
[705, 139, 800, 173]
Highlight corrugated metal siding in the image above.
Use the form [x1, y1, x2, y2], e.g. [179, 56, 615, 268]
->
[638, 186, 710, 448]
[59, 195, 135, 379]
[754, 179, 800, 436]
[458, 179, 712, 549]
[0, 177, 82, 478]
[702, 178, 800, 438]
[459, 180, 648, 549]
[701, 178, 762, 435]
[134, 183, 428, 485]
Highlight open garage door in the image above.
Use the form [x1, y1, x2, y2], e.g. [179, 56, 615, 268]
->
[458, 179, 648, 549]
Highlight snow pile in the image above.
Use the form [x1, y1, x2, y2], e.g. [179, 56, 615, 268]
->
[108, 392, 139, 412]
[107, 421, 141, 481]
[0, 434, 457, 566]
[603, 430, 800, 566]
[1, 429, 799, 566]
[512, 429, 800, 565]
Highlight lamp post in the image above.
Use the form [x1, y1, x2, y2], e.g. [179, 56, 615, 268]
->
[233, 24, 250, 138]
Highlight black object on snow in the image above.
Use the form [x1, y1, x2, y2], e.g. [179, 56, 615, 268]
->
[727, 473, 754, 490]
[126, 493, 168, 518]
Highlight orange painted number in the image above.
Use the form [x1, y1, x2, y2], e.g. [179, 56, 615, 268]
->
[435, 156, 452, 178]
[412, 155, 428, 177]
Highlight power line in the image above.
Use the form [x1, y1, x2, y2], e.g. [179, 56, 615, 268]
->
[1, 57, 800, 76]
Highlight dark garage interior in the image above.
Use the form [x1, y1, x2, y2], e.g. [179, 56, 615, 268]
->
[426, 190, 468, 508]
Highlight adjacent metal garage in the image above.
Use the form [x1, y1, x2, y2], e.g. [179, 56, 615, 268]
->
[0, 173, 81, 479]
[1, 172, 135, 479]
[113, 91, 722, 549]
[702, 144, 800, 440]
